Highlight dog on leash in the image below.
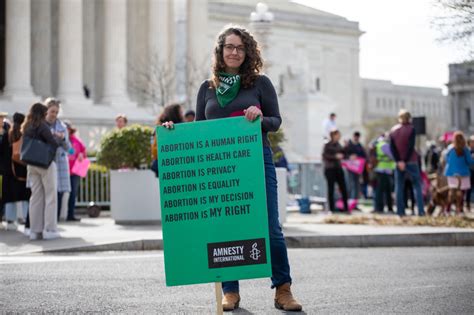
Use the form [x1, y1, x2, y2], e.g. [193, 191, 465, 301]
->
[427, 173, 450, 216]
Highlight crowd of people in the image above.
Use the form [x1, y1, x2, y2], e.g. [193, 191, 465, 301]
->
[321, 110, 474, 216]
[0, 99, 87, 240]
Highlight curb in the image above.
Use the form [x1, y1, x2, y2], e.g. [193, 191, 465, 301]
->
[42, 239, 164, 253]
[285, 232, 474, 248]
[41, 232, 474, 253]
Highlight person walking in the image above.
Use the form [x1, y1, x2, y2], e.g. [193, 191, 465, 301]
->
[45, 98, 71, 220]
[323, 129, 349, 213]
[389, 109, 425, 216]
[66, 121, 86, 221]
[444, 131, 474, 215]
[164, 25, 302, 312]
[22, 103, 60, 240]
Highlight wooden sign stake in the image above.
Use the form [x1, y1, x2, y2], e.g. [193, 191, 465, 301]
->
[215, 282, 223, 315]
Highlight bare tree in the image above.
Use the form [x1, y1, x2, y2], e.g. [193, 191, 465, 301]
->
[181, 54, 211, 110]
[129, 52, 176, 114]
[432, 0, 474, 58]
[129, 53, 210, 113]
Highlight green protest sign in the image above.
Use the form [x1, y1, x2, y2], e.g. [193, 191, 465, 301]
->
[157, 117, 271, 286]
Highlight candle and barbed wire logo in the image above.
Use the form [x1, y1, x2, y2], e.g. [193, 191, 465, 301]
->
[207, 238, 267, 268]
[250, 242, 261, 260]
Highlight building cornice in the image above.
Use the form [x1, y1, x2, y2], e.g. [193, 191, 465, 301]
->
[208, 2, 363, 37]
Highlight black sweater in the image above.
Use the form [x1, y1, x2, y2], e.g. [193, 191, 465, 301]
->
[196, 75, 281, 147]
[323, 141, 344, 169]
[23, 121, 59, 150]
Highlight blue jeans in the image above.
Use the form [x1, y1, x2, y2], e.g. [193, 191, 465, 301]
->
[5, 201, 28, 222]
[395, 163, 425, 216]
[67, 175, 80, 219]
[348, 171, 360, 199]
[222, 147, 292, 293]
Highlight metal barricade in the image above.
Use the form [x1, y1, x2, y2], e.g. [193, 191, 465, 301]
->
[76, 158, 111, 208]
[288, 162, 327, 198]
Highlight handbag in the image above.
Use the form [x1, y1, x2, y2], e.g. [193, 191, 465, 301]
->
[71, 157, 90, 177]
[20, 135, 56, 169]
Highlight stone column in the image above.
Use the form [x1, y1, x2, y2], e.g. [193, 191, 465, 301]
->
[101, 0, 134, 107]
[149, 0, 175, 107]
[3, 0, 35, 99]
[186, 0, 208, 108]
[56, 0, 89, 103]
[453, 91, 460, 129]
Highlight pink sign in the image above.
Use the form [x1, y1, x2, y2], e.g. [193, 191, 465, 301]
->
[342, 157, 366, 175]
[71, 158, 90, 178]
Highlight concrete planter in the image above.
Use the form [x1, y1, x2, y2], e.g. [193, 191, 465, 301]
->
[110, 169, 161, 225]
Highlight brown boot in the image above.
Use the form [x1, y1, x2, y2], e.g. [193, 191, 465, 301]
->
[274, 283, 302, 311]
[222, 292, 240, 311]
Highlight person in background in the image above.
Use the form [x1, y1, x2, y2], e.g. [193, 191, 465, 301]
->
[165, 25, 302, 312]
[322, 112, 337, 140]
[444, 131, 474, 215]
[0, 111, 13, 229]
[389, 109, 425, 216]
[66, 121, 86, 221]
[184, 109, 196, 122]
[466, 136, 474, 212]
[323, 129, 349, 213]
[424, 141, 440, 174]
[151, 104, 184, 178]
[5, 113, 31, 231]
[344, 131, 367, 200]
[22, 103, 60, 240]
[115, 114, 128, 129]
[372, 134, 395, 213]
[45, 98, 71, 220]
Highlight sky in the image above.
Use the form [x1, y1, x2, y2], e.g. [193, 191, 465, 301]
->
[294, 0, 464, 93]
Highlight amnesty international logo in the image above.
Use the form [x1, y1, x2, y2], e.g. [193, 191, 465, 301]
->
[207, 238, 267, 269]
[250, 242, 261, 261]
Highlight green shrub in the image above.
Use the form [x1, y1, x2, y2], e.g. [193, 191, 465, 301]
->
[268, 129, 286, 162]
[97, 124, 154, 169]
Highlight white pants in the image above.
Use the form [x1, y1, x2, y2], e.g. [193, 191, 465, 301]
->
[27, 162, 58, 233]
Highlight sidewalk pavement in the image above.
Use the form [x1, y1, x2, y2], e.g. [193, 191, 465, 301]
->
[2, 208, 474, 256]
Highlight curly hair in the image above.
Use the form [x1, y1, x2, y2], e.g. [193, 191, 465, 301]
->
[453, 131, 466, 156]
[210, 25, 263, 89]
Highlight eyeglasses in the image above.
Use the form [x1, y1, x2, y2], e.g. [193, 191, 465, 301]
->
[223, 44, 246, 54]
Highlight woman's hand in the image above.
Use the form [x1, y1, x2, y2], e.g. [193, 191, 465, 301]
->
[78, 153, 84, 162]
[162, 121, 175, 129]
[336, 153, 344, 160]
[55, 131, 65, 139]
[243, 106, 263, 122]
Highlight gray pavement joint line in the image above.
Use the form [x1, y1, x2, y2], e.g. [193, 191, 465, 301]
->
[38, 233, 474, 253]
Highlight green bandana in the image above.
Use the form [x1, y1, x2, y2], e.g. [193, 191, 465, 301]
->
[216, 72, 241, 108]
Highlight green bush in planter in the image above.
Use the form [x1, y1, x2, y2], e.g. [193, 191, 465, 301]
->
[97, 124, 154, 169]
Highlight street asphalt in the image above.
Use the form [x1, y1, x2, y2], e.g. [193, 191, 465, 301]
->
[1, 247, 473, 314]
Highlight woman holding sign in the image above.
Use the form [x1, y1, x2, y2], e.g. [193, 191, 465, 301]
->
[164, 25, 302, 312]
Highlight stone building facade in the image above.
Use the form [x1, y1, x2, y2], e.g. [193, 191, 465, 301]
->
[361, 78, 449, 141]
[447, 62, 474, 135]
